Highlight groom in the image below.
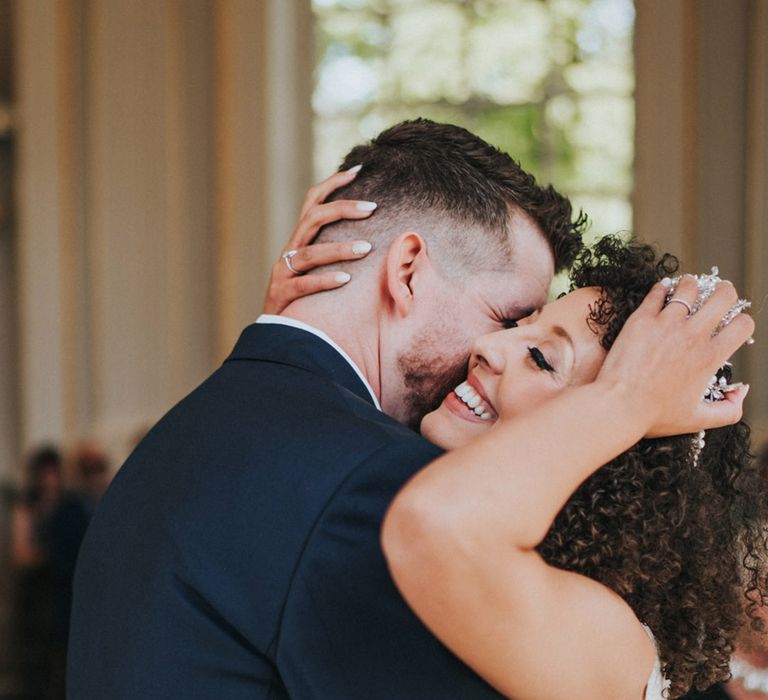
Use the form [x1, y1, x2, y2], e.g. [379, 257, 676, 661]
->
[68, 120, 584, 698]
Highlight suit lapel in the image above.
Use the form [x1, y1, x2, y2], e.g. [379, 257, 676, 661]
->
[225, 323, 378, 408]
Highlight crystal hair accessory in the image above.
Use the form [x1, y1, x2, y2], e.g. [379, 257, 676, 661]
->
[664, 267, 753, 467]
[703, 367, 744, 402]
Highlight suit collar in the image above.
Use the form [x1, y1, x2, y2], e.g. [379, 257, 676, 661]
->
[225, 322, 381, 410]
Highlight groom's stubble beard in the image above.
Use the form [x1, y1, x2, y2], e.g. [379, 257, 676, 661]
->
[397, 330, 470, 432]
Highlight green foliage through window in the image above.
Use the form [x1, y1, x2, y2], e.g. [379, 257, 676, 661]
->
[312, 0, 635, 242]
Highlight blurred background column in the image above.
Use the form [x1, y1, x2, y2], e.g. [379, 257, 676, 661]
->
[11, 0, 314, 470]
[213, 0, 313, 358]
[0, 0, 17, 485]
[634, 0, 768, 441]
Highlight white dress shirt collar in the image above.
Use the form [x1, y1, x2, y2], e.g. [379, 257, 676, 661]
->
[256, 314, 381, 411]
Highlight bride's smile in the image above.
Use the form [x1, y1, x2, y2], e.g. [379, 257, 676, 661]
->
[422, 287, 609, 450]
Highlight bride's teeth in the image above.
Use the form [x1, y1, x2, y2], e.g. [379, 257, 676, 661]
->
[455, 382, 470, 398]
[462, 388, 477, 401]
[454, 381, 496, 420]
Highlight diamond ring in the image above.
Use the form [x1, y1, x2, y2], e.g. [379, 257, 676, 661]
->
[282, 250, 301, 275]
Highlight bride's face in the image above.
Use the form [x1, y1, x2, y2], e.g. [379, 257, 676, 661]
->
[421, 287, 609, 449]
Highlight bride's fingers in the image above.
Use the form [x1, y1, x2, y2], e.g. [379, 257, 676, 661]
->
[710, 311, 755, 360]
[263, 270, 353, 315]
[647, 383, 749, 438]
[287, 199, 377, 251]
[263, 238, 372, 314]
[632, 279, 671, 318]
[693, 383, 750, 431]
[285, 240, 373, 275]
[299, 165, 363, 220]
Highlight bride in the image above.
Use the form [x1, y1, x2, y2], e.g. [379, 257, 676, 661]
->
[265, 175, 767, 700]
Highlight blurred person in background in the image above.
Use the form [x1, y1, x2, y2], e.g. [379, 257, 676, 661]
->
[9, 441, 110, 700]
[10, 446, 63, 700]
[73, 441, 110, 516]
[43, 442, 110, 699]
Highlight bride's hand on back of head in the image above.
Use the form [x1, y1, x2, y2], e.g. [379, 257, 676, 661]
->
[598, 274, 754, 438]
[262, 166, 376, 315]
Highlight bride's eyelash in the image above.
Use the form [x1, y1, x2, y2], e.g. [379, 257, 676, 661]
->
[527, 346, 555, 373]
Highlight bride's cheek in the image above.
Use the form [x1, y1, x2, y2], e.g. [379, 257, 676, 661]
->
[505, 382, 555, 417]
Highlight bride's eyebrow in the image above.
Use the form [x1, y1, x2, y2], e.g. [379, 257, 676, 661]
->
[552, 324, 573, 348]
[551, 324, 575, 375]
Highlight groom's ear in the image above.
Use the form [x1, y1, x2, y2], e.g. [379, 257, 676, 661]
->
[384, 232, 430, 318]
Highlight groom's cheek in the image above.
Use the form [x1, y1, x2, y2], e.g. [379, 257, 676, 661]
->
[398, 350, 469, 429]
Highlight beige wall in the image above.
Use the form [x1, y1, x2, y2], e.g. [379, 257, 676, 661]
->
[635, 0, 768, 445]
[10, 0, 313, 475]
[0, 0, 17, 479]
[4, 0, 768, 477]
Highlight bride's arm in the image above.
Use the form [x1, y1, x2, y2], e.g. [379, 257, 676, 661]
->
[382, 280, 753, 700]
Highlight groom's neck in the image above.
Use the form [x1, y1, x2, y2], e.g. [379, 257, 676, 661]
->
[281, 292, 382, 401]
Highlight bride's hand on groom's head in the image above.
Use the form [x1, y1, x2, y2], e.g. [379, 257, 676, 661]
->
[596, 274, 755, 439]
[262, 167, 377, 315]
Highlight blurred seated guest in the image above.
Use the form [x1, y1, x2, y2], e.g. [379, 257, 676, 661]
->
[74, 440, 111, 514]
[10, 445, 64, 700]
[43, 442, 110, 698]
[683, 442, 768, 700]
[11, 446, 63, 566]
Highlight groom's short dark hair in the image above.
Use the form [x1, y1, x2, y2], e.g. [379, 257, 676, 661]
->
[315, 119, 585, 275]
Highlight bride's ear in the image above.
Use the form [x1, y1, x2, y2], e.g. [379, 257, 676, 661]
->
[384, 232, 430, 318]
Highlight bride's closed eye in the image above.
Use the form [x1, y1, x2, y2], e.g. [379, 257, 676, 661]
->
[501, 319, 518, 329]
[528, 346, 555, 373]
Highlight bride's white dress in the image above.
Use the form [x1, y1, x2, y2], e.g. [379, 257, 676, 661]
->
[643, 625, 670, 700]
[645, 654, 668, 700]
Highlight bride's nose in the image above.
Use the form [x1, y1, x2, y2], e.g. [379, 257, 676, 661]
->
[470, 331, 508, 375]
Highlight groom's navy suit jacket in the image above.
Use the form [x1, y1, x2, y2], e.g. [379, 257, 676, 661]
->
[68, 322, 504, 699]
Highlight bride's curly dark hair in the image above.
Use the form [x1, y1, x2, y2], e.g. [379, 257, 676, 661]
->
[536, 236, 768, 698]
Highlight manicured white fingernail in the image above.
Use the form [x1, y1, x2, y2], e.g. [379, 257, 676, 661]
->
[335, 272, 351, 284]
[346, 164, 363, 175]
[352, 241, 372, 255]
[660, 277, 673, 288]
[356, 201, 377, 212]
